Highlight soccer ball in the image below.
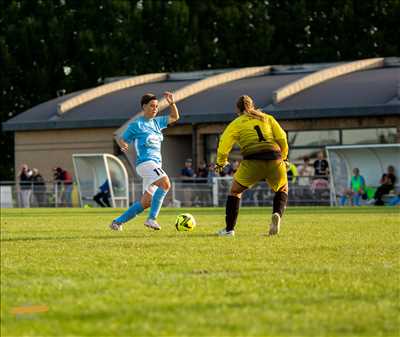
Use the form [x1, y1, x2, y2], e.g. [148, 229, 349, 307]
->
[175, 213, 196, 232]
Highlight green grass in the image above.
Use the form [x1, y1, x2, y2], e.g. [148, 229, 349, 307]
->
[1, 207, 399, 337]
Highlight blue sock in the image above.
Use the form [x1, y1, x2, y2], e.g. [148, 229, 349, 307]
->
[115, 201, 144, 223]
[149, 187, 168, 220]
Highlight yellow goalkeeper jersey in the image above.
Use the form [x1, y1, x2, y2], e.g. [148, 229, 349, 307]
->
[217, 113, 288, 166]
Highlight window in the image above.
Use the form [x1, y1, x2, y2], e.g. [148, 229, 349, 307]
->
[288, 130, 340, 147]
[342, 128, 397, 145]
[289, 148, 324, 164]
[205, 134, 240, 164]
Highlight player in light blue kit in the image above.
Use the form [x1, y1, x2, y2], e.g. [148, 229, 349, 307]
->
[110, 92, 179, 231]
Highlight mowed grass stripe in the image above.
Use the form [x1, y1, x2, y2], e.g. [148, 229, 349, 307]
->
[1, 207, 399, 336]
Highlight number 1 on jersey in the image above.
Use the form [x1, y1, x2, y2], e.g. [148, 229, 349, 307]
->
[254, 125, 266, 142]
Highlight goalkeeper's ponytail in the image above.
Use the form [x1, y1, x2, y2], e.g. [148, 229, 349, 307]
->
[236, 95, 266, 122]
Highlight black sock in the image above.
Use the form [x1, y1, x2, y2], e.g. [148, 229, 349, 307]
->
[225, 195, 240, 231]
[273, 191, 288, 217]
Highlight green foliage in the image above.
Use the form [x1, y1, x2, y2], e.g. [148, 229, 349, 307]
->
[1, 207, 400, 336]
[1, 0, 399, 179]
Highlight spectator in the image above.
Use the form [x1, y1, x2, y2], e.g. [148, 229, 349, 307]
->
[180, 158, 195, 206]
[298, 157, 314, 186]
[373, 165, 397, 206]
[220, 162, 233, 177]
[339, 168, 366, 206]
[93, 180, 111, 207]
[53, 167, 73, 207]
[18, 164, 33, 208]
[313, 151, 329, 179]
[207, 163, 217, 183]
[311, 177, 329, 195]
[196, 161, 209, 180]
[194, 161, 209, 206]
[181, 158, 195, 181]
[32, 168, 46, 207]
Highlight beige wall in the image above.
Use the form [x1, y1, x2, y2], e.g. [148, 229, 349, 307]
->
[15, 128, 115, 181]
[162, 135, 193, 177]
[14, 115, 399, 181]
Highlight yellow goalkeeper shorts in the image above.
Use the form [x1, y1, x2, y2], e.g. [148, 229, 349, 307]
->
[234, 159, 288, 193]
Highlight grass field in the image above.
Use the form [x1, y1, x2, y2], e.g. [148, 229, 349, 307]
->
[1, 207, 399, 337]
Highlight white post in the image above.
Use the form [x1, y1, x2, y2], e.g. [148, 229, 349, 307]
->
[171, 180, 176, 206]
[54, 183, 58, 208]
[212, 177, 218, 207]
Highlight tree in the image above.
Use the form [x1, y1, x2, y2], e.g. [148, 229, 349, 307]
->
[0, 0, 398, 179]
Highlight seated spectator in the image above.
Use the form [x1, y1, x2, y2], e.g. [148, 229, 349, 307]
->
[93, 180, 111, 207]
[339, 168, 366, 206]
[181, 158, 195, 182]
[196, 161, 209, 181]
[180, 158, 195, 206]
[32, 168, 46, 207]
[313, 151, 329, 180]
[220, 162, 234, 177]
[298, 157, 313, 186]
[18, 164, 33, 208]
[207, 163, 217, 183]
[373, 165, 397, 206]
[311, 178, 329, 193]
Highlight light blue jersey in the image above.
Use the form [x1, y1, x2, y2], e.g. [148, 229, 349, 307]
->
[122, 115, 169, 166]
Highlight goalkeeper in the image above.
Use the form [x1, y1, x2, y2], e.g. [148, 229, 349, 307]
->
[215, 95, 289, 236]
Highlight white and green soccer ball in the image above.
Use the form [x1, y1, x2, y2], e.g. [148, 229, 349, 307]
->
[175, 213, 196, 232]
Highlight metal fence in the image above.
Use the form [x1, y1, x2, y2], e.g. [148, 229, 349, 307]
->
[0, 176, 331, 208]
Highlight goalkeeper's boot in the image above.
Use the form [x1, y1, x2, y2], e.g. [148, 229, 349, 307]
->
[268, 213, 281, 236]
[217, 228, 235, 237]
[110, 220, 123, 231]
[144, 218, 161, 230]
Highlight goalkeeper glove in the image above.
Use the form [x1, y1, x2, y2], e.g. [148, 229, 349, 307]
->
[215, 162, 228, 174]
[284, 159, 291, 171]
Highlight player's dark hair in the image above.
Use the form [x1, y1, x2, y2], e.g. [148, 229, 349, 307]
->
[141, 93, 157, 107]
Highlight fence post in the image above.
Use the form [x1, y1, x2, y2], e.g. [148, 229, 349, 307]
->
[54, 183, 58, 208]
[212, 177, 218, 207]
[171, 180, 176, 206]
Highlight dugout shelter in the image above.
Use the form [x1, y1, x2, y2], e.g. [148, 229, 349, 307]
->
[72, 153, 129, 208]
[326, 144, 400, 205]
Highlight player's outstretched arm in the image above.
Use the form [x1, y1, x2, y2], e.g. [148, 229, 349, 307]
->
[118, 138, 129, 153]
[164, 91, 179, 124]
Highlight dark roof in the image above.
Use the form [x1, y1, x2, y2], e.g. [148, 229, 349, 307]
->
[3, 64, 399, 131]
[2, 80, 194, 131]
[177, 73, 304, 124]
[266, 67, 400, 120]
[275, 68, 399, 109]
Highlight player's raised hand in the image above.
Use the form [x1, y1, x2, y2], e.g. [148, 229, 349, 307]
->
[163, 91, 175, 105]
